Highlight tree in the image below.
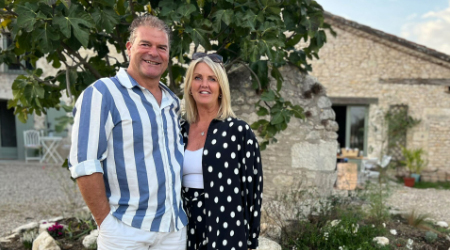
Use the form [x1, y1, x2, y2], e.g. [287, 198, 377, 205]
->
[0, 0, 334, 150]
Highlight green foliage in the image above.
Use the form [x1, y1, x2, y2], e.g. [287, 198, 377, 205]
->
[406, 210, 431, 229]
[384, 108, 420, 152]
[400, 146, 427, 175]
[357, 178, 392, 225]
[20, 230, 37, 250]
[65, 216, 97, 240]
[281, 203, 388, 249]
[412, 181, 450, 190]
[251, 90, 305, 149]
[0, 0, 333, 148]
[425, 231, 438, 243]
[264, 187, 391, 249]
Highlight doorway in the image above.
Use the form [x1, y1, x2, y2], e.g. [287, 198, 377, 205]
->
[0, 100, 18, 159]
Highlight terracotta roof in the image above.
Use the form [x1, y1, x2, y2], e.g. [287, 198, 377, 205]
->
[324, 12, 450, 64]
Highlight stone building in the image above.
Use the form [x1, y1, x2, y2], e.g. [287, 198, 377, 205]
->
[228, 65, 338, 197]
[0, 34, 67, 160]
[307, 12, 450, 181]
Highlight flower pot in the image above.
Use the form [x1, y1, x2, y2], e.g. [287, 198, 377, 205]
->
[410, 173, 420, 183]
[404, 177, 415, 187]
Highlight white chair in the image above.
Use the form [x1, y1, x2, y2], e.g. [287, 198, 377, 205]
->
[23, 130, 42, 162]
[360, 155, 392, 182]
[360, 158, 380, 182]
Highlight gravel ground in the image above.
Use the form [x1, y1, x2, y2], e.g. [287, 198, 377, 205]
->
[1, 161, 450, 238]
[0, 161, 84, 237]
[386, 184, 450, 222]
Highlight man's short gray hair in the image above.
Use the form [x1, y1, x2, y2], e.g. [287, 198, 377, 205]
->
[128, 15, 171, 44]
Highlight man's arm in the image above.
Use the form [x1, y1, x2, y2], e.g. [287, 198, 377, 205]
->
[77, 173, 110, 227]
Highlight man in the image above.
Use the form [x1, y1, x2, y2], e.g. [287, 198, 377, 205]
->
[69, 15, 187, 250]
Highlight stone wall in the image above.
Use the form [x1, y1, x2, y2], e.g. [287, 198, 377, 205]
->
[228, 64, 338, 198]
[306, 19, 450, 180]
[0, 72, 17, 100]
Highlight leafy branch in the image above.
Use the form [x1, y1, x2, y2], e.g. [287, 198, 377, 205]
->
[1, 0, 331, 150]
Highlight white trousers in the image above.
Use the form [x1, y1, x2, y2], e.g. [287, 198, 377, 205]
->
[97, 213, 187, 250]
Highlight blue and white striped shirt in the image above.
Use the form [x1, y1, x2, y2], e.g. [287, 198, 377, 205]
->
[69, 68, 187, 232]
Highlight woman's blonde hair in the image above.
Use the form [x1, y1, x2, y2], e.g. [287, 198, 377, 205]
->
[184, 56, 235, 123]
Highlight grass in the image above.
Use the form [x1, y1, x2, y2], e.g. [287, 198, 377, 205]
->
[413, 181, 450, 190]
[395, 177, 450, 189]
[406, 210, 431, 229]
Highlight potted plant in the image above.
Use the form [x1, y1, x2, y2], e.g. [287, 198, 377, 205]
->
[400, 146, 427, 186]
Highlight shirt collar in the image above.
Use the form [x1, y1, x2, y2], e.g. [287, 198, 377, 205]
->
[116, 68, 177, 107]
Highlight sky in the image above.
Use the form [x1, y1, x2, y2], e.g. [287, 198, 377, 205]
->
[315, 0, 450, 55]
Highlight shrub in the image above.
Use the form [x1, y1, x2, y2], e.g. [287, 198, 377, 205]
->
[276, 194, 389, 250]
[425, 231, 438, 243]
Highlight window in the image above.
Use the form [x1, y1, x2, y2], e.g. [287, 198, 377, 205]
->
[332, 105, 369, 155]
[2, 33, 33, 72]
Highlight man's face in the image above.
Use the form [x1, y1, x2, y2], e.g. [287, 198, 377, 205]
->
[126, 26, 169, 83]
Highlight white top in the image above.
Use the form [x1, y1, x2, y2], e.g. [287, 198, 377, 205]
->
[182, 148, 204, 189]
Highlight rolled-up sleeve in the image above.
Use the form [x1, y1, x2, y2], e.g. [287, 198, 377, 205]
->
[69, 85, 112, 179]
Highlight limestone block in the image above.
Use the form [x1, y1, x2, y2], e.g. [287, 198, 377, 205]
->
[239, 112, 259, 125]
[291, 141, 337, 171]
[260, 223, 281, 239]
[302, 75, 317, 91]
[272, 175, 294, 187]
[258, 236, 282, 250]
[32, 231, 61, 250]
[325, 131, 339, 140]
[317, 96, 332, 109]
[13, 222, 39, 234]
[314, 172, 337, 194]
[245, 90, 256, 97]
[82, 229, 99, 249]
[233, 95, 245, 105]
[0, 233, 18, 243]
[314, 125, 325, 130]
[305, 107, 319, 117]
[412, 131, 425, 141]
[40, 217, 64, 224]
[319, 109, 336, 120]
[305, 131, 321, 141]
[436, 221, 448, 228]
[325, 120, 339, 132]
[373, 236, 389, 246]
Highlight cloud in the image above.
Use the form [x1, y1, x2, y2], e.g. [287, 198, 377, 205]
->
[401, 3, 450, 54]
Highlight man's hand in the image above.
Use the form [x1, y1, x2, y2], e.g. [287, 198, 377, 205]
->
[76, 173, 111, 228]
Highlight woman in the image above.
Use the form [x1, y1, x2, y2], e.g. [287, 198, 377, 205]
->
[181, 52, 263, 250]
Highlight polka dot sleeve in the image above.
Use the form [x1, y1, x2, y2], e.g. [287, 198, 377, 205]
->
[240, 123, 263, 248]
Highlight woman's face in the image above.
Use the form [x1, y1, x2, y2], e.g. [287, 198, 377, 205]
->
[190, 62, 221, 109]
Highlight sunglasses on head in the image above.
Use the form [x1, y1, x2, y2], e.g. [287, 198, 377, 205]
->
[192, 52, 223, 64]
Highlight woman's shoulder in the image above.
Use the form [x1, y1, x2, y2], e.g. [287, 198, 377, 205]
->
[220, 117, 255, 136]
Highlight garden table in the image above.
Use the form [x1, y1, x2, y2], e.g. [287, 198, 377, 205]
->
[40, 136, 63, 163]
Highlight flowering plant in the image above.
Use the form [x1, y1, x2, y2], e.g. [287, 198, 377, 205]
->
[47, 222, 65, 238]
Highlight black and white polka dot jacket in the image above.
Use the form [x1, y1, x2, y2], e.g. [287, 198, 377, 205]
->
[181, 117, 263, 249]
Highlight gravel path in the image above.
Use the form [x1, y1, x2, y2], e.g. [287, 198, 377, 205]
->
[0, 161, 84, 237]
[1, 161, 450, 238]
[386, 184, 450, 222]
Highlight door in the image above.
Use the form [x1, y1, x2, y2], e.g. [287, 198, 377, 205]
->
[0, 100, 17, 159]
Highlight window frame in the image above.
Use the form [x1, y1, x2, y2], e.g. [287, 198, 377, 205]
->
[333, 104, 370, 156]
